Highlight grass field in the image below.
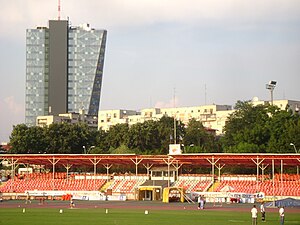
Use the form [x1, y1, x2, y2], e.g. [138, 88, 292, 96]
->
[1, 207, 300, 225]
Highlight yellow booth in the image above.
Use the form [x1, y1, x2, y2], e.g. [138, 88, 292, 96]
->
[138, 186, 162, 201]
[163, 187, 185, 203]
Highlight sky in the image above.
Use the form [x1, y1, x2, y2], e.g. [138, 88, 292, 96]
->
[0, 0, 300, 142]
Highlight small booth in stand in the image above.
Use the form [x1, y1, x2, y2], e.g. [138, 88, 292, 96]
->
[138, 186, 162, 201]
[163, 187, 185, 203]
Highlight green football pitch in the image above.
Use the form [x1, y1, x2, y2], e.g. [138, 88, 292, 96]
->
[1, 207, 300, 225]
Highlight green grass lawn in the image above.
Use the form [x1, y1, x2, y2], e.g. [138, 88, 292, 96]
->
[0, 208, 299, 225]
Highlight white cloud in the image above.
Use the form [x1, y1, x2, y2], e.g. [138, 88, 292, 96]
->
[0, 96, 24, 142]
[63, 0, 300, 29]
[1, 0, 299, 39]
[3, 96, 23, 115]
[155, 96, 180, 108]
[0, 1, 56, 39]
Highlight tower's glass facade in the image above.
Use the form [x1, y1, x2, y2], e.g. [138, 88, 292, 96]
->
[25, 21, 107, 126]
[25, 28, 49, 125]
[68, 26, 107, 116]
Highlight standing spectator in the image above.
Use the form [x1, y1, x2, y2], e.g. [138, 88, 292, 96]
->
[197, 195, 201, 209]
[251, 205, 258, 225]
[260, 202, 266, 222]
[70, 198, 75, 208]
[197, 195, 204, 209]
[25, 191, 31, 204]
[200, 195, 204, 209]
[279, 206, 284, 225]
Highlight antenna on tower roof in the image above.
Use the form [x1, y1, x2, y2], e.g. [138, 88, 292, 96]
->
[58, 0, 61, 20]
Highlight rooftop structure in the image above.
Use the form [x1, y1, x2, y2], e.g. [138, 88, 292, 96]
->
[36, 109, 98, 129]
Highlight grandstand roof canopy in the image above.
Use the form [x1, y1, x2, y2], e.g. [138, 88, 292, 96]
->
[1, 153, 299, 169]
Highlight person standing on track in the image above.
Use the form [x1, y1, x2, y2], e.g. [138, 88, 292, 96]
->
[260, 202, 266, 222]
[197, 195, 201, 209]
[251, 204, 258, 225]
[25, 191, 31, 204]
[279, 206, 284, 225]
[70, 198, 75, 208]
[197, 195, 204, 209]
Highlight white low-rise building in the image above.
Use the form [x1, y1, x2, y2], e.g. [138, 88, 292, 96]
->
[98, 104, 233, 135]
[98, 98, 300, 135]
[36, 109, 98, 129]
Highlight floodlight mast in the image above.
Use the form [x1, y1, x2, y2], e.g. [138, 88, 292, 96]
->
[290, 143, 299, 175]
[58, 0, 61, 20]
[290, 143, 299, 154]
[265, 80, 277, 105]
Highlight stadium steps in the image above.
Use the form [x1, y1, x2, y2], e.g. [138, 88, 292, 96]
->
[100, 180, 113, 192]
[207, 181, 220, 192]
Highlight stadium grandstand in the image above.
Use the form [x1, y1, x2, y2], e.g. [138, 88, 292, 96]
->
[0, 153, 299, 203]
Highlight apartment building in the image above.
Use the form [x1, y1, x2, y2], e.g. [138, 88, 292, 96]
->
[98, 104, 233, 135]
[98, 98, 300, 135]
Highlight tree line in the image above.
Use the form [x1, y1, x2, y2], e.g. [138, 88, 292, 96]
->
[8, 101, 300, 154]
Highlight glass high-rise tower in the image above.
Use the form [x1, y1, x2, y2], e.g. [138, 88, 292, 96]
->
[25, 20, 107, 126]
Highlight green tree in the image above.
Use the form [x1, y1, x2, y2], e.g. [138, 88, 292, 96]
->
[267, 107, 300, 153]
[25, 126, 47, 153]
[155, 116, 185, 154]
[45, 123, 91, 154]
[9, 124, 47, 154]
[90, 129, 109, 154]
[127, 121, 161, 153]
[183, 118, 216, 153]
[109, 144, 134, 154]
[9, 124, 30, 153]
[105, 123, 129, 150]
[45, 123, 70, 154]
[68, 123, 91, 154]
[221, 101, 270, 153]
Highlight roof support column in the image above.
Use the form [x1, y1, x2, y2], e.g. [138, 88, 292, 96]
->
[163, 156, 175, 187]
[297, 159, 300, 177]
[48, 157, 60, 190]
[131, 157, 143, 180]
[259, 163, 269, 182]
[63, 164, 73, 182]
[6, 158, 16, 191]
[215, 163, 225, 182]
[272, 159, 275, 205]
[251, 156, 264, 192]
[48, 157, 60, 179]
[25, 163, 30, 181]
[280, 159, 283, 196]
[172, 161, 182, 182]
[103, 164, 112, 182]
[131, 157, 143, 200]
[7, 158, 19, 181]
[142, 163, 153, 179]
[207, 156, 219, 191]
[89, 158, 101, 191]
[14, 163, 20, 178]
